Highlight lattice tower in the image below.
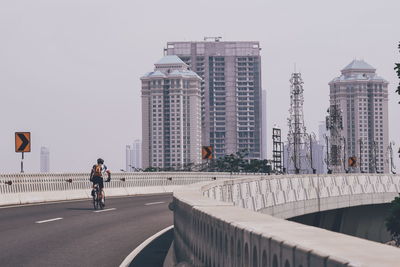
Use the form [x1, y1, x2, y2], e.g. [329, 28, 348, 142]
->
[287, 73, 310, 174]
[326, 103, 344, 173]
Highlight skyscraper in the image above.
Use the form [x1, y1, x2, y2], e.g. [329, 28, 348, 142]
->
[141, 55, 202, 169]
[126, 140, 142, 171]
[40, 146, 50, 173]
[166, 39, 263, 159]
[125, 145, 132, 171]
[131, 139, 142, 170]
[329, 60, 389, 173]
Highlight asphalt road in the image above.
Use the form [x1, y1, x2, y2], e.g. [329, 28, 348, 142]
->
[0, 194, 173, 267]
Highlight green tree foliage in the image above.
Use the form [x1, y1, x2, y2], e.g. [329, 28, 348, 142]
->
[385, 195, 400, 245]
[143, 149, 273, 173]
[207, 150, 271, 173]
[395, 42, 400, 103]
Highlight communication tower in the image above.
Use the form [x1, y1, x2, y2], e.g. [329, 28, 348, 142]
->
[326, 104, 344, 173]
[287, 72, 310, 174]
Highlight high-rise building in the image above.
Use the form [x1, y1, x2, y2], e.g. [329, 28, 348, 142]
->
[131, 139, 142, 170]
[40, 146, 50, 173]
[318, 121, 328, 174]
[125, 145, 132, 171]
[141, 55, 202, 169]
[166, 39, 263, 159]
[329, 60, 389, 173]
[126, 140, 142, 171]
[262, 90, 267, 159]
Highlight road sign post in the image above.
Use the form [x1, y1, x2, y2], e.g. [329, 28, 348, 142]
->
[15, 132, 31, 173]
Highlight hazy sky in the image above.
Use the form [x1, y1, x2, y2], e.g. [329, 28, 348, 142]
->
[1, 0, 399, 173]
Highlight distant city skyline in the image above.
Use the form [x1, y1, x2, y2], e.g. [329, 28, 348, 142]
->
[0, 0, 399, 173]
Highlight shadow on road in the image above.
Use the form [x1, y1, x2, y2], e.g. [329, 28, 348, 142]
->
[130, 228, 173, 267]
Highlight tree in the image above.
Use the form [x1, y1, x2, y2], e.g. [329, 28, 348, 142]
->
[395, 42, 400, 104]
[385, 195, 400, 245]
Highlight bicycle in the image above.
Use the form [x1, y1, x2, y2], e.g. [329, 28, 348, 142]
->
[92, 184, 105, 210]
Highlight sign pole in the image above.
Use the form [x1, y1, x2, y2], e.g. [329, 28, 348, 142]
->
[21, 152, 24, 173]
[15, 132, 31, 173]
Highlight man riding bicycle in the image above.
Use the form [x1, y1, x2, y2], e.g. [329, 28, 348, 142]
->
[90, 158, 111, 204]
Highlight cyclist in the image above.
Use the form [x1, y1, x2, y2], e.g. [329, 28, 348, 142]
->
[90, 158, 111, 204]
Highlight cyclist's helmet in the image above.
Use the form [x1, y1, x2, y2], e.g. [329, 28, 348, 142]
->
[97, 158, 104, 164]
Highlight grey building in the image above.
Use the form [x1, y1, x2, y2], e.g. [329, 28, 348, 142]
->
[141, 55, 202, 169]
[318, 121, 328, 174]
[166, 39, 263, 159]
[329, 60, 389, 173]
[262, 90, 267, 159]
[40, 146, 50, 173]
[126, 139, 142, 171]
[131, 139, 142, 169]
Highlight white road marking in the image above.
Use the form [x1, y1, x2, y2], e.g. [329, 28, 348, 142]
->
[119, 225, 173, 267]
[35, 217, 63, 224]
[144, 201, 165, 206]
[93, 208, 116, 213]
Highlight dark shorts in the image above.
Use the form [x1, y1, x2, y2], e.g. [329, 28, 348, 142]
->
[92, 176, 104, 190]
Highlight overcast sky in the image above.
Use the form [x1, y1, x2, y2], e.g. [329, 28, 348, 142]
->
[1, 0, 399, 173]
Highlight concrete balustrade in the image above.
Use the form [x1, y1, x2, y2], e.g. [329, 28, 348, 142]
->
[203, 174, 400, 219]
[171, 174, 400, 267]
[0, 172, 237, 206]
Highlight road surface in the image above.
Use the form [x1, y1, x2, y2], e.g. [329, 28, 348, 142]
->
[0, 194, 173, 267]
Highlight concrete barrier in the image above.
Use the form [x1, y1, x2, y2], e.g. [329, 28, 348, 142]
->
[172, 174, 400, 267]
[0, 172, 236, 206]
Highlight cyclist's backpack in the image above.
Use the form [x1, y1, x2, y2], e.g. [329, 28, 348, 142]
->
[93, 164, 102, 177]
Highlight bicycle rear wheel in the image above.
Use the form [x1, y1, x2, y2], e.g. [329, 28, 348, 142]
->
[93, 194, 98, 210]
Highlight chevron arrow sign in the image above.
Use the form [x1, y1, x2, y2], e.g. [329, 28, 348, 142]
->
[15, 132, 31, 153]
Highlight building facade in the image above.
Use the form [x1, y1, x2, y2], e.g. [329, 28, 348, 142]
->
[126, 140, 142, 171]
[329, 60, 389, 173]
[141, 55, 202, 169]
[131, 139, 142, 169]
[166, 39, 263, 159]
[40, 146, 50, 173]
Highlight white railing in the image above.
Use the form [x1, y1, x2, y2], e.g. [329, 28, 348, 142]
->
[202, 174, 400, 218]
[0, 172, 239, 206]
[172, 174, 400, 267]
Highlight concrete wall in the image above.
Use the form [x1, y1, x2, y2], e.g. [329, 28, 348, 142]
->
[172, 174, 400, 267]
[290, 203, 392, 243]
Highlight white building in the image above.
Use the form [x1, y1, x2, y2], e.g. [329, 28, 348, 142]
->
[126, 140, 142, 171]
[329, 60, 389, 173]
[40, 146, 50, 173]
[131, 139, 142, 170]
[141, 55, 202, 169]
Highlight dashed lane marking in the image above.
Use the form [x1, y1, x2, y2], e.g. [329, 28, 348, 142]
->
[35, 217, 63, 224]
[93, 208, 116, 213]
[144, 201, 165, 206]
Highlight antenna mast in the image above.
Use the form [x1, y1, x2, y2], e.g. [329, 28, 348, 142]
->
[287, 72, 310, 174]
